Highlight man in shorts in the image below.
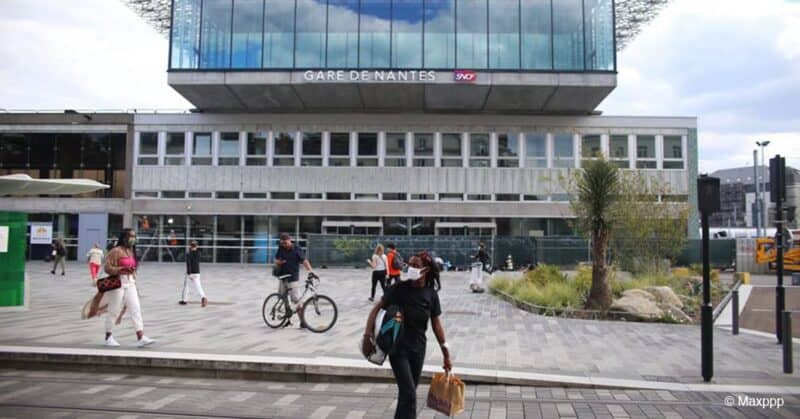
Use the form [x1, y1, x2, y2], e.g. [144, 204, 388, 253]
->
[274, 233, 315, 327]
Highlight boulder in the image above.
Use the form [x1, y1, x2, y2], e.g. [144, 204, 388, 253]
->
[621, 289, 656, 301]
[645, 286, 684, 309]
[611, 293, 663, 321]
[661, 304, 693, 323]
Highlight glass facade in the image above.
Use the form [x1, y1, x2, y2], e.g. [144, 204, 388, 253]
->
[170, 0, 615, 71]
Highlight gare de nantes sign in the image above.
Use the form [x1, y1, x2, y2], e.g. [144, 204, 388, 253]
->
[302, 70, 478, 83]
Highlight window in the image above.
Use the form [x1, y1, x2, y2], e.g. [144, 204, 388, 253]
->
[273, 132, 295, 166]
[216, 215, 243, 263]
[246, 132, 267, 165]
[496, 194, 521, 201]
[355, 193, 379, 200]
[440, 133, 463, 167]
[553, 133, 575, 168]
[327, 0, 359, 68]
[191, 132, 212, 165]
[327, 192, 351, 200]
[188, 192, 213, 199]
[383, 217, 408, 235]
[524, 132, 547, 168]
[263, 0, 295, 68]
[497, 133, 520, 167]
[457, 0, 488, 69]
[524, 194, 544, 201]
[439, 193, 463, 201]
[410, 194, 435, 200]
[231, 0, 263, 68]
[663, 135, 684, 169]
[469, 133, 490, 167]
[295, 0, 327, 67]
[299, 193, 323, 200]
[301, 132, 322, 166]
[357, 133, 378, 166]
[242, 192, 267, 199]
[134, 191, 158, 198]
[199, 0, 232, 69]
[635, 135, 657, 169]
[329, 133, 350, 166]
[164, 132, 185, 165]
[467, 194, 491, 201]
[385, 132, 407, 166]
[609, 135, 629, 168]
[489, 0, 520, 69]
[218, 132, 240, 166]
[170, 0, 201, 69]
[271, 192, 295, 200]
[360, 0, 391, 68]
[138, 133, 158, 165]
[584, 0, 614, 71]
[392, 0, 423, 68]
[521, 0, 552, 70]
[216, 191, 239, 199]
[413, 133, 434, 167]
[382, 193, 407, 201]
[162, 191, 186, 199]
[581, 134, 602, 166]
[424, 0, 455, 68]
[553, 0, 584, 70]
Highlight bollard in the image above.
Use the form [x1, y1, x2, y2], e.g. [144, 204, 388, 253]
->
[732, 290, 739, 335]
[783, 311, 793, 374]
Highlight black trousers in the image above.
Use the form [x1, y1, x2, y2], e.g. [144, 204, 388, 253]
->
[389, 349, 425, 419]
[371, 270, 386, 299]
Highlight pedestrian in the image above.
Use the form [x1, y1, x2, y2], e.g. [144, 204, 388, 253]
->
[180, 240, 208, 307]
[362, 252, 452, 419]
[50, 238, 66, 276]
[102, 228, 155, 347]
[86, 242, 104, 284]
[366, 244, 388, 301]
[470, 242, 490, 293]
[274, 233, 316, 328]
[385, 243, 403, 287]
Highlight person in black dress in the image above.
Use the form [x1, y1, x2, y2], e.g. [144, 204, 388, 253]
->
[362, 252, 452, 419]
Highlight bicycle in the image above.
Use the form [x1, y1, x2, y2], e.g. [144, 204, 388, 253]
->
[262, 272, 338, 333]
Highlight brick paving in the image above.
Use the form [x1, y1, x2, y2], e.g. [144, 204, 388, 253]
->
[0, 262, 798, 386]
[0, 369, 797, 418]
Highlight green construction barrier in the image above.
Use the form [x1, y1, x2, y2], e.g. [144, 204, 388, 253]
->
[0, 212, 27, 307]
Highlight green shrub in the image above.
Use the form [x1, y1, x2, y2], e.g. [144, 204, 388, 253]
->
[523, 264, 567, 286]
[489, 277, 513, 293]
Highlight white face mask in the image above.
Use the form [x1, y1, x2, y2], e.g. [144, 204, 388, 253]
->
[405, 267, 422, 281]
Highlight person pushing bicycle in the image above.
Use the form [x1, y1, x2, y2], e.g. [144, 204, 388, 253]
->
[274, 233, 315, 328]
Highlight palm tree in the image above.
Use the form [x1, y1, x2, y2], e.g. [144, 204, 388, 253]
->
[573, 158, 620, 310]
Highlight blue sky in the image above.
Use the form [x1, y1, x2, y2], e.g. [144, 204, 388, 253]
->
[0, 0, 798, 173]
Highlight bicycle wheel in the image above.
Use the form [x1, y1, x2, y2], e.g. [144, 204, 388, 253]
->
[301, 295, 338, 333]
[262, 293, 290, 328]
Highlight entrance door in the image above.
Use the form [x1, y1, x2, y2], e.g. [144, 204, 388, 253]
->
[78, 213, 108, 260]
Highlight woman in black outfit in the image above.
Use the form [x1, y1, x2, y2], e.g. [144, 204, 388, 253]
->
[362, 252, 452, 419]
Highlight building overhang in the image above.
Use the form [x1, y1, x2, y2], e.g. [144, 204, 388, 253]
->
[168, 70, 616, 114]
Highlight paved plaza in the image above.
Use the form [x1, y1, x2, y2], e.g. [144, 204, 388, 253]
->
[0, 262, 797, 389]
[0, 368, 797, 418]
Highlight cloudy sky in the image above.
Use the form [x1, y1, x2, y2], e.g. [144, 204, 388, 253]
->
[0, 0, 798, 173]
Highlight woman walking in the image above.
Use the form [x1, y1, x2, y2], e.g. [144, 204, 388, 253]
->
[50, 239, 66, 276]
[362, 252, 453, 419]
[366, 244, 388, 301]
[86, 243, 104, 284]
[102, 228, 155, 347]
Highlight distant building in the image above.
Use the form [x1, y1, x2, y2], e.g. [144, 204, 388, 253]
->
[710, 165, 799, 229]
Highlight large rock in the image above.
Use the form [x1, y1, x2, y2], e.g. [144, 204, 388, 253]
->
[661, 304, 693, 323]
[611, 292, 663, 321]
[645, 286, 684, 309]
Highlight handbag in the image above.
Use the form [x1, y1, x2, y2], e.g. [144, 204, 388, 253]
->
[427, 372, 465, 416]
[96, 275, 121, 293]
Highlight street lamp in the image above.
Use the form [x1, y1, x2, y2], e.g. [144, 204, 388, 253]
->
[757, 140, 770, 232]
[697, 174, 721, 382]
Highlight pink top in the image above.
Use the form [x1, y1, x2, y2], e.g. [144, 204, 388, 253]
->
[119, 256, 137, 269]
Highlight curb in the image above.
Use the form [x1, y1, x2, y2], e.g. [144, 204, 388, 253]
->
[2, 346, 800, 394]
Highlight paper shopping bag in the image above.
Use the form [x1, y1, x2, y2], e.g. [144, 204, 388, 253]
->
[426, 372, 465, 416]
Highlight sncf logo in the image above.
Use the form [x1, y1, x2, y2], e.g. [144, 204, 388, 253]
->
[453, 70, 477, 83]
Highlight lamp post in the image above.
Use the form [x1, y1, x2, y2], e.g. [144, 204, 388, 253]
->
[770, 155, 786, 343]
[754, 150, 761, 236]
[697, 174, 721, 382]
[757, 140, 770, 232]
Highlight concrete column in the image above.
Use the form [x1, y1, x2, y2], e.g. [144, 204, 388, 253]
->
[184, 131, 192, 167]
[434, 132, 442, 168]
[294, 131, 302, 167]
[239, 131, 247, 166]
[461, 132, 469, 168]
[490, 132, 498, 168]
[267, 131, 274, 167]
[518, 132, 526, 168]
[546, 133, 554, 169]
[682, 135, 688, 169]
[573, 133, 580, 168]
[378, 131, 386, 167]
[656, 134, 664, 169]
[628, 134, 636, 169]
[322, 131, 330, 167]
[350, 132, 357, 167]
[406, 132, 413, 167]
[212, 131, 220, 166]
[157, 131, 166, 166]
[601, 134, 610, 158]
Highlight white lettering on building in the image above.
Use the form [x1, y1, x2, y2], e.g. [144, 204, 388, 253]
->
[304, 70, 437, 82]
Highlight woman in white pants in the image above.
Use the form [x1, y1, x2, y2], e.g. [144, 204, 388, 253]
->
[180, 240, 207, 307]
[103, 228, 155, 348]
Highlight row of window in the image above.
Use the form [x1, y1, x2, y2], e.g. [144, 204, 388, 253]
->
[136, 131, 686, 169]
[171, 0, 614, 71]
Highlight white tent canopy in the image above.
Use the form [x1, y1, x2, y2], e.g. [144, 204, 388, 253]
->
[0, 174, 109, 196]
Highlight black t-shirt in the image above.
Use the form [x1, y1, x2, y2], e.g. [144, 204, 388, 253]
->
[382, 282, 442, 354]
[274, 246, 305, 281]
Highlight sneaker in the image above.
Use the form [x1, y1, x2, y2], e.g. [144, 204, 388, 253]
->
[178, 301, 187, 305]
[201, 297, 208, 308]
[50, 270, 55, 275]
[368, 297, 374, 302]
[137, 336, 155, 348]
[61, 272, 65, 276]
[105, 335, 120, 347]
